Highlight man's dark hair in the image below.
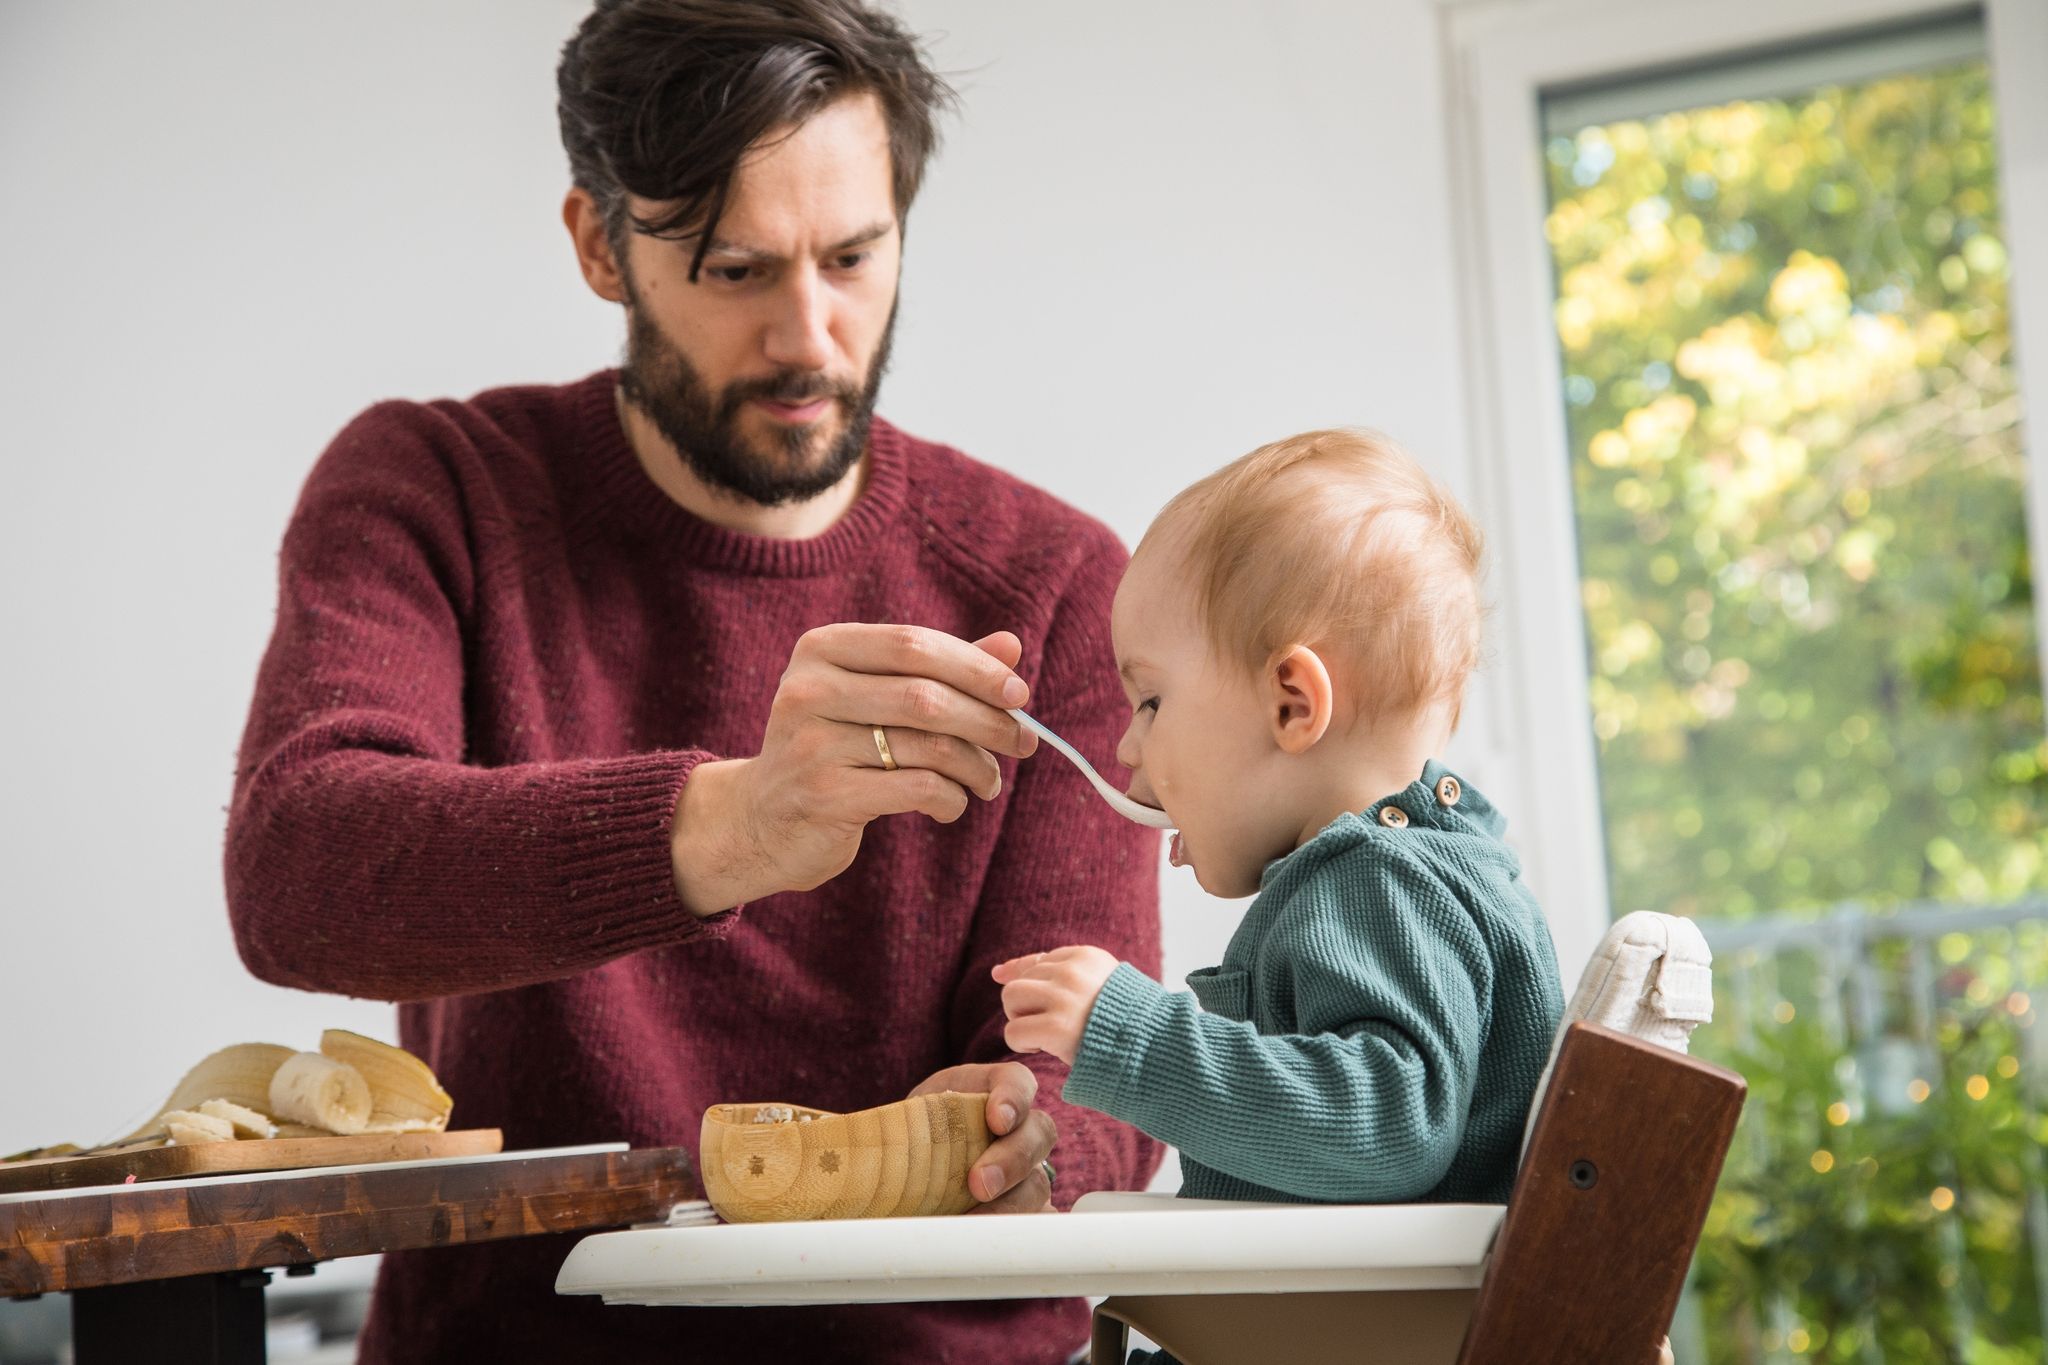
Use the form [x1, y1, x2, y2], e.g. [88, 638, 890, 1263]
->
[557, 0, 954, 280]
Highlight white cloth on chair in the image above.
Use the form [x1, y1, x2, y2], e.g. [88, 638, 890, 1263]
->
[1564, 910, 1714, 1054]
[1519, 911, 1714, 1162]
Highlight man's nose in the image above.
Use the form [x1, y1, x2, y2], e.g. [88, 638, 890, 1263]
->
[763, 268, 834, 372]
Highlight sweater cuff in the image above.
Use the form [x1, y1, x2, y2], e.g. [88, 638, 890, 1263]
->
[1064, 961, 1172, 1118]
[546, 749, 740, 955]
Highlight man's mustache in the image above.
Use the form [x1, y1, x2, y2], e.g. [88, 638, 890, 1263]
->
[721, 371, 862, 410]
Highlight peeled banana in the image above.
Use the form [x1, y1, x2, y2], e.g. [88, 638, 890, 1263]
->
[161, 1109, 236, 1146]
[268, 1052, 373, 1135]
[196, 1098, 277, 1140]
[321, 1029, 453, 1134]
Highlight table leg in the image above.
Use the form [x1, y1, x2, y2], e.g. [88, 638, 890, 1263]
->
[71, 1269, 269, 1365]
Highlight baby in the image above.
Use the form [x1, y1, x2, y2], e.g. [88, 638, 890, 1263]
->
[995, 428, 1565, 1210]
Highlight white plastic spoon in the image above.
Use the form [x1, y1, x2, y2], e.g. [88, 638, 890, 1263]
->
[1008, 709, 1176, 829]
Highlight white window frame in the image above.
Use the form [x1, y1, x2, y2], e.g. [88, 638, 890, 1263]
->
[1441, 0, 2048, 985]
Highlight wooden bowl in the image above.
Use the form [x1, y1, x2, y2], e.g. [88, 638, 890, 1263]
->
[699, 1091, 992, 1223]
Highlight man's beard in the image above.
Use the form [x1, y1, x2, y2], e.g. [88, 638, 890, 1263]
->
[616, 291, 894, 510]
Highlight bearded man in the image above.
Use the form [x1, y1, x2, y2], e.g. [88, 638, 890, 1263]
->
[224, 2, 1161, 1359]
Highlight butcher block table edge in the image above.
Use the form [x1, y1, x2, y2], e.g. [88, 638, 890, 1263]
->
[1, 1143, 699, 1297]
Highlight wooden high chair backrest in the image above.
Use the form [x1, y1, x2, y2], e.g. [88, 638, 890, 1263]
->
[1454, 1021, 1745, 1363]
[1458, 912, 1738, 1363]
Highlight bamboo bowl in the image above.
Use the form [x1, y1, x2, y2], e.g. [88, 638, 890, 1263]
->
[699, 1090, 992, 1223]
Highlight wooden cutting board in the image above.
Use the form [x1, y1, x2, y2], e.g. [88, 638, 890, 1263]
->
[0, 1128, 503, 1195]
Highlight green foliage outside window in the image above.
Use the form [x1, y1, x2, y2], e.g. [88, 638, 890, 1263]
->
[1692, 929, 2046, 1362]
[1544, 60, 2047, 1362]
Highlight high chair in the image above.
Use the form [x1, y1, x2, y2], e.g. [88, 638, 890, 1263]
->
[556, 912, 1746, 1364]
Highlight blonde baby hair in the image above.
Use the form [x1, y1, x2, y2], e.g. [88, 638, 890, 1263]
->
[1138, 428, 1485, 728]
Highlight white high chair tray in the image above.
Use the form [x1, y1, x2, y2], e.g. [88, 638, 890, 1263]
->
[555, 1191, 1505, 1307]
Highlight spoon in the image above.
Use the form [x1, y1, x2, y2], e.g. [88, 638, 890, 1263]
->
[1008, 709, 1176, 829]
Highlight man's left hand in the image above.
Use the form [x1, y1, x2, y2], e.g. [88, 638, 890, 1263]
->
[909, 1061, 1057, 1213]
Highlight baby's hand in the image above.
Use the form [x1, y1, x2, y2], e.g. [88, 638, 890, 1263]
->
[991, 946, 1119, 1066]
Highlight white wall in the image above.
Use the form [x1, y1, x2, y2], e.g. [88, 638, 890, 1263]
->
[0, 0, 1479, 1176]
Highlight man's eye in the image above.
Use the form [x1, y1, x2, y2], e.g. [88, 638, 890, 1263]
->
[831, 251, 869, 271]
[705, 264, 753, 284]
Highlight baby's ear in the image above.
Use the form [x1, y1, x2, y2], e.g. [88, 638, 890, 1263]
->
[1266, 646, 1333, 754]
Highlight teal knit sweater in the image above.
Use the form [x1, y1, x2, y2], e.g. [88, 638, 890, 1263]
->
[1065, 761, 1564, 1206]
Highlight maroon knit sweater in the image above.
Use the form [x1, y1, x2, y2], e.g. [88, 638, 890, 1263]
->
[224, 370, 1163, 1363]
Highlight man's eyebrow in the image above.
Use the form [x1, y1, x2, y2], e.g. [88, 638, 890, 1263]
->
[702, 221, 895, 264]
[827, 221, 895, 253]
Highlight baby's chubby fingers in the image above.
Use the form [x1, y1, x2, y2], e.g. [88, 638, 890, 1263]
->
[1003, 1006, 1088, 1065]
[990, 945, 1092, 984]
[997, 975, 1066, 1022]
[989, 951, 1049, 985]
[1001, 1012, 1061, 1056]
[993, 948, 1119, 1066]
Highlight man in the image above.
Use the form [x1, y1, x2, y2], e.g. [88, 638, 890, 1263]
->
[223, 2, 1161, 1359]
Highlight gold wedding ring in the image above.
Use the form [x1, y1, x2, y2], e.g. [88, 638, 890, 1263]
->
[872, 726, 898, 771]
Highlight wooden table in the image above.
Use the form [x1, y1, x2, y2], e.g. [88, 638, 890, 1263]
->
[1, 1144, 696, 1365]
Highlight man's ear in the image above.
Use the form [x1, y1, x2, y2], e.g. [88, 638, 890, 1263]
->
[563, 187, 628, 304]
[1267, 646, 1333, 754]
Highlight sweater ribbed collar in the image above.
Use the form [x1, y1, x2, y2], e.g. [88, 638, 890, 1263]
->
[572, 368, 910, 577]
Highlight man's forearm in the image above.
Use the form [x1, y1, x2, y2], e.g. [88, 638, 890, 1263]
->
[227, 746, 727, 1002]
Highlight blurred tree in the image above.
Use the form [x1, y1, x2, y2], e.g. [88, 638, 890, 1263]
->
[1547, 63, 2031, 923]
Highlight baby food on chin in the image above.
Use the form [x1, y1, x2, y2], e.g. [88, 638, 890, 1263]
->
[1170, 831, 1188, 867]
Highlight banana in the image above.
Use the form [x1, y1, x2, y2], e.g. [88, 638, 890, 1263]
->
[321, 1029, 453, 1133]
[196, 1098, 277, 1140]
[16, 1032, 455, 1162]
[123, 1042, 295, 1142]
[267, 1052, 372, 1135]
[161, 1109, 236, 1146]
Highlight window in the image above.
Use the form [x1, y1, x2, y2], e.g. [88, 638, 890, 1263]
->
[1541, 18, 2047, 1360]
[1451, 2, 2048, 1359]
[1546, 15, 2029, 925]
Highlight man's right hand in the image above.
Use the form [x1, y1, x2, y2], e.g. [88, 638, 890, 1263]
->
[668, 624, 1039, 915]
